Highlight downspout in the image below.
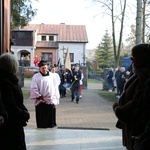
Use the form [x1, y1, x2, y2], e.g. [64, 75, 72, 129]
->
[83, 43, 86, 65]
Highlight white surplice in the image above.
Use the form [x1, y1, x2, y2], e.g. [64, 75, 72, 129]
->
[30, 72, 60, 106]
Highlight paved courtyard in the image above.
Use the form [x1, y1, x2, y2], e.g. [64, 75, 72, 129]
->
[23, 79, 126, 150]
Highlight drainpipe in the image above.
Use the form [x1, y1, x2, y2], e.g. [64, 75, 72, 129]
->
[0, 0, 3, 55]
[83, 43, 86, 65]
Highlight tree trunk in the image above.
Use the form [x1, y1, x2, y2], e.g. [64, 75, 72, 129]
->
[142, 0, 146, 43]
[117, 0, 126, 64]
[111, 0, 117, 67]
[136, 0, 142, 44]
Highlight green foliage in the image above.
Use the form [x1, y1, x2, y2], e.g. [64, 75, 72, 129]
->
[11, 0, 38, 29]
[86, 60, 93, 72]
[95, 30, 114, 70]
[99, 91, 116, 102]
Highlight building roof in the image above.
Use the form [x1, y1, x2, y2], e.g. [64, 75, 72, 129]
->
[22, 23, 88, 43]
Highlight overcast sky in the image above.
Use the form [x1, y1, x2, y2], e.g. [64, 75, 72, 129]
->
[30, 0, 136, 49]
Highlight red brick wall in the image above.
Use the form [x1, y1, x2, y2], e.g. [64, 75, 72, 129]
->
[34, 48, 57, 64]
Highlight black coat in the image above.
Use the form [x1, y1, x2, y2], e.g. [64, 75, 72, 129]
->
[113, 73, 150, 150]
[71, 69, 81, 87]
[0, 71, 30, 150]
[0, 91, 8, 122]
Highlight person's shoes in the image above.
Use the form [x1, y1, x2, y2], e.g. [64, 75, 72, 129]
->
[71, 99, 74, 102]
[76, 101, 79, 104]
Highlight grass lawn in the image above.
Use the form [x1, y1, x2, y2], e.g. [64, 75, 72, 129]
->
[99, 90, 117, 102]
[88, 78, 117, 102]
[87, 78, 101, 84]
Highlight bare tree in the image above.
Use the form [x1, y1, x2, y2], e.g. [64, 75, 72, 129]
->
[92, 0, 127, 67]
[136, 0, 142, 44]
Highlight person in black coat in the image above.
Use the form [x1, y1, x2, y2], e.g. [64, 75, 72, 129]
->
[71, 63, 81, 103]
[116, 67, 127, 96]
[0, 53, 30, 150]
[0, 91, 8, 127]
[106, 68, 114, 92]
[113, 43, 150, 150]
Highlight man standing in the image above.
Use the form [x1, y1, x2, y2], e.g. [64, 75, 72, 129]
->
[116, 67, 127, 97]
[30, 60, 60, 128]
[71, 63, 81, 104]
[106, 68, 114, 92]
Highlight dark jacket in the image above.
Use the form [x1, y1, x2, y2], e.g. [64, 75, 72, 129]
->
[71, 69, 81, 87]
[113, 72, 150, 150]
[0, 70, 30, 150]
[116, 71, 126, 86]
[0, 91, 8, 123]
[106, 70, 113, 83]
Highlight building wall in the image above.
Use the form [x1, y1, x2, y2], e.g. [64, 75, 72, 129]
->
[37, 35, 58, 41]
[59, 43, 86, 65]
[11, 46, 35, 66]
[35, 48, 57, 65]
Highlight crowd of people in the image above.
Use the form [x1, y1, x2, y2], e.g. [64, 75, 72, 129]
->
[53, 63, 84, 102]
[0, 52, 84, 149]
[2, 43, 150, 150]
[106, 66, 132, 98]
[30, 61, 84, 129]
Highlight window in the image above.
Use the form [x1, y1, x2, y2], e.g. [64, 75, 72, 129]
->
[41, 36, 46, 41]
[49, 36, 54, 41]
[41, 53, 52, 64]
[70, 53, 74, 62]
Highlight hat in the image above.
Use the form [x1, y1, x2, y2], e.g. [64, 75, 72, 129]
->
[75, 63, 79, 67]
[38, 60, 48, 67]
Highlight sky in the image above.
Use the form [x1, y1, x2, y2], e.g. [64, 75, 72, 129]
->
[30, 0, 136, 49]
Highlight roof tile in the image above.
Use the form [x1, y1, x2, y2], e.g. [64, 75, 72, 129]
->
[22, 24, 88, 43]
